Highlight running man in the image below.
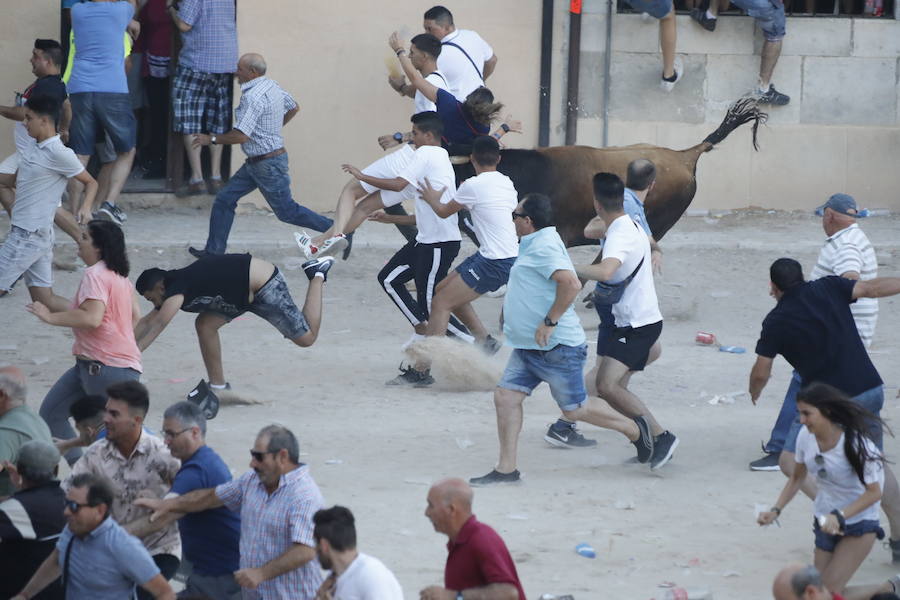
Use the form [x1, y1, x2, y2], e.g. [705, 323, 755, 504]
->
[134, 253, 334, 414]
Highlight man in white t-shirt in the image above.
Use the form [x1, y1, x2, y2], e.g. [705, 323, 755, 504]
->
[313, 506, 403, 600]
[402, 135, 517, 383]
[0, 96, 97, 304]
[575, 173, 678, 471]
[386, 33, 449, 118]
[423, 6, 497, 101]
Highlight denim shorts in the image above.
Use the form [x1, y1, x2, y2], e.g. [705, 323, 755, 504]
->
[69, 92, 137, 156]
[784, 385, 884, 453]
[0, 225, 54, 291]
[498, 344, 588, 411]
[730, 0, 786, 41]
[621, 0, 673, 18]
[246, 267, 309, 340]
[456, 252, 515, 294]
[813, 517, 883, 552]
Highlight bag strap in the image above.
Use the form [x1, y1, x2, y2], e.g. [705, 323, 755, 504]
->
[442, 41, 484, 81]
[427, 71, 448, 87]
[61, 535, 75, 594]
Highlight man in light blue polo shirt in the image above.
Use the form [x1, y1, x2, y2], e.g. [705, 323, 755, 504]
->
[11, 472, 174, 599]
[470, 193, 645, 486]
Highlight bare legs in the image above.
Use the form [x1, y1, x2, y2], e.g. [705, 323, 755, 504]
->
[311, 179, 370, 247]
[759, 39, 783, 89]
[595, 352, 665, 436]
[184, 135, 222, 183]
[195, 312, 229, 386]
[495, 387, 527, 473]
[814, 535, 877, 600]
[659, 9, 677, 78]
[291, 278, 324, 348]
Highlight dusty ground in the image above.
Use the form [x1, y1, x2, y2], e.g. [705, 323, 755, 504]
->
[2, 206, 899, 599]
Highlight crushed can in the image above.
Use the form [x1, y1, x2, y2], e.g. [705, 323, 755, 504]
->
[695, 332, 716, 345]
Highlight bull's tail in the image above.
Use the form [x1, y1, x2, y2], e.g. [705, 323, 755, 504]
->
[700, 98, 768, 152]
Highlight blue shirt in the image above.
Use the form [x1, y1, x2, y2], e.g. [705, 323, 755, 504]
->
[68, 1, 133, 94]
[435, 88, 490, 147]
[623, 188, 652, 236]
[56, 517, 159, 599]
[503, 227, 586, 350]
[170, 445, 241, 575]
[177, 0, 238, 74]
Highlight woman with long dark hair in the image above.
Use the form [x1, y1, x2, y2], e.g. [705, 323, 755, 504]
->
[758, 382, 894, 599]
[27, 220, 142, 466]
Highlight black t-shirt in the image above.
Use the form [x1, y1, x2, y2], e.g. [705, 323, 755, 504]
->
[164, 253, 252, 316]
[24, 74, 68, 105]
[755, 276, 882, 396]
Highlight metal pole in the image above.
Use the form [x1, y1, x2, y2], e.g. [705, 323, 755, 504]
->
[538, 0, 554, 147]
[602, 0, 613, 147]
[565, 0, 582, 145]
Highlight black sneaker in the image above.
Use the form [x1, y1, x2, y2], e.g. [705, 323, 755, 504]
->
[888, 539, 900, 564]
[650, 430, 679, 470]
[481, 335, 502, 356]
[385, 365, 434, 387]
[749, 452, 781, 471]
[302, 256, 335, 281]
[188, 246, 209, 259]
[690, 7, 717, 31]
[757, 84, 790, 106]
[342, 232, 354, 261]
[632, 415, 655, 464]
[544, 422, 598, 449]
[469, 469, 521, 486]
[98, 201, 127, 225]
[186, 379, 220, 420]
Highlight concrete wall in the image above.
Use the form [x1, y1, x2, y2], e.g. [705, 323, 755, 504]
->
[558, 0, 900, 210]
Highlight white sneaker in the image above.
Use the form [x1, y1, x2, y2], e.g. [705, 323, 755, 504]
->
[315, 235, 349, 259]
[294, 231, 314, 260]
[660, 56, 684, 93]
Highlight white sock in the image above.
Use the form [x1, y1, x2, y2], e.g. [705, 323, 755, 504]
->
[706, 9, 717, 18]
[209, 176, 222, 181]
[189, 177, 203, 184]
[314, 272, 325, 279]
[210, 382, 228, 390]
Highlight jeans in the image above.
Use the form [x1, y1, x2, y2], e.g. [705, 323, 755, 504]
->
[40, 359, 141, 465]
[204, 153, 333, 254]
[499, 344, 589, 411]
[763, 370, 801, 454]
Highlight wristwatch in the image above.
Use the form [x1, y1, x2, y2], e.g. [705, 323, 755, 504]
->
[500, 123, 510, 133]
[210, 135, 217, 145]
[543, 316, 557, 327]
[393, 132, 403, 143]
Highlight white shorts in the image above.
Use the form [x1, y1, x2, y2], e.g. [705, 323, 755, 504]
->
[360, 143, 416, 208]
[0, 152, 19, 175]
[0, 225, 54, 290]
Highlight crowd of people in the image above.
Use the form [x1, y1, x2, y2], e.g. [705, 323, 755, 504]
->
[0, 1, 899, 599]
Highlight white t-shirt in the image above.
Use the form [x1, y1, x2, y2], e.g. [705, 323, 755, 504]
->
[454, 171, 518, 260]
[438, 29, 494, 101]
[12, 135, 84, 232]
[601, 214, 662, 328]
[795, 427, 884, 525]
[333, 553, 404, 600]
[397, 145, 460, 244]
[415, 71, 449, 114]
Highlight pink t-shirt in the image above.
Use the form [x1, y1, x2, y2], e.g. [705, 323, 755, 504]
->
[71, 261, 142, 372]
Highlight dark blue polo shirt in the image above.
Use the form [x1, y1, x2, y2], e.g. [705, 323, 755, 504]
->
[435, 88, 489, 148]
[755, 276, 882, 396]
[170, 445, 241, 575]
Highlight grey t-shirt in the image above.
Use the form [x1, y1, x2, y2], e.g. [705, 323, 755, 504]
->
[12, 135, 83, 232]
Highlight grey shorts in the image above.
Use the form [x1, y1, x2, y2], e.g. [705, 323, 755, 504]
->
[0, 225, 54, 291]
[246, 267, 310, 339]
[179, 572, 241, 600]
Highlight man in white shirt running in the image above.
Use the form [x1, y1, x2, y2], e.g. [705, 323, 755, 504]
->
[423, 5, 497, 101]
[313, 506, 403, 600]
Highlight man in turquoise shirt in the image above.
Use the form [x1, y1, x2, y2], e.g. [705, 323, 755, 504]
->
[470, 194, 645, 486]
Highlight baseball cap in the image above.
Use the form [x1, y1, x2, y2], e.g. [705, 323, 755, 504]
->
[815, 193, 858, 217]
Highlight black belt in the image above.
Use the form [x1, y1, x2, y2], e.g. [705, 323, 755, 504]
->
[246, 147, 286, 163]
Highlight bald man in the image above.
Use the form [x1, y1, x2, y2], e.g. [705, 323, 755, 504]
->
[422, 478, 525, 600]
[0, 366, 53, 498]
[773, 563, 900, 600]
[188, 53, 333, 259]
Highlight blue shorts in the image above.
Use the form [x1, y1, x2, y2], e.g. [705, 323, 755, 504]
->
[621, 0, 672, 18]
[784, 385, 884, 453]
[813, 517, 883, 552]
[68, 92, 137, 156]
[456, 253, 515, 294]
[730, 0, 786, 41]
[498, 344, 588, 411]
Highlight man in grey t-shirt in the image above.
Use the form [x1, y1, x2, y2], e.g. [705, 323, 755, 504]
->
[0, 95, 96, 305]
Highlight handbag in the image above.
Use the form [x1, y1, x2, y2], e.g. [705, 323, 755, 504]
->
[592, 256, 644, 306]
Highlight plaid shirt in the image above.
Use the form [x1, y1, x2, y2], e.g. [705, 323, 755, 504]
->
[177, 0, 238, 74]
[216, 465, 324, 600]
[65, 431, 181, 558]
[234, 77, 298, 158]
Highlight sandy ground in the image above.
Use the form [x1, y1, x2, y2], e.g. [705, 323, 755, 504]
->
[2, 206, 899, 599]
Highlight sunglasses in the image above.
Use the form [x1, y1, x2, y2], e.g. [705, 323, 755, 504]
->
[65, 499, 97, 513]
[250, 450, 276, 462]
[162, 427, 191, 440]
[511, 211, 529, 221]
[814, 454, 827, 479]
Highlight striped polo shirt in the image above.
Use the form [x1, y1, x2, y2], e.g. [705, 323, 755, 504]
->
[809, 223, 877, 346]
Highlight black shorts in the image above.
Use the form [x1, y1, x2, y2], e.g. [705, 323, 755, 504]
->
[601, 321, 663, 371]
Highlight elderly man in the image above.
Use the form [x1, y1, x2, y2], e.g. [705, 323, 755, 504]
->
[0, 441, 66, 600]
[470, 193, 644, 486]
[12, 472, 175, 600]
[313, 505, 403, 600]
[188, 53, 332, 258]
[422, 6, 497, 101]
[138, 424, 325, 599]
[422, 478, 524, 600]
[750, 258, 900, 563]
[65, 381, 182, 593]
[751, 193, 879, 472]
[129, 401, 242, 599]
[167, 0, 238, 195]
[772, 564, 900, 600]
[0, 366, 53, 498]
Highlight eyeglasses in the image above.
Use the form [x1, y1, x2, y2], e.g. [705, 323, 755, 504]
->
[814, 454, 827, 479]
[65, 499, 97, 513]
[512, 212, 528, 221]
[162, 427, 191, 440]
[250, 450, 276, 462]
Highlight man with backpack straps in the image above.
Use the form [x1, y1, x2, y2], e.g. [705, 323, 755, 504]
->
[423, 5, 497, 101]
